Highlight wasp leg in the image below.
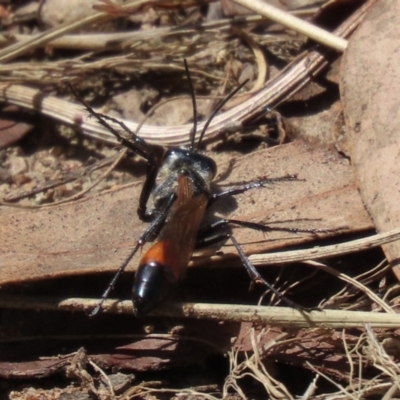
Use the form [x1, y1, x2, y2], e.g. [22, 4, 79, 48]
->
[89, 192, 176, 317]
[221, 218, 334, 236]
[228, 235, 315, 312]
[196, 219, 319, 312]
[196, 218, 329, 249]
[209, 175, 302, 208]
[69, 85, 158, 221]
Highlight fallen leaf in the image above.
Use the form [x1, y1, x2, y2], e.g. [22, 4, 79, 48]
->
[0, 140, 372, 285]
[340, 0, 400, 278]
[0, 105, 33, 150]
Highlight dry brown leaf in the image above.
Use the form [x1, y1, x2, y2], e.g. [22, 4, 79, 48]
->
[0, 106, 33, 150]
[340, 0, 400, 279]
[0, 140, 372, 285]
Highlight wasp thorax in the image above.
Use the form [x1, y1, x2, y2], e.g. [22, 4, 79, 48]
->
[152, 147, 217, 207]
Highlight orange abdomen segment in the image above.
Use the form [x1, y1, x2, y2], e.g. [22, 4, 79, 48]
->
[139, 240, 184, 283]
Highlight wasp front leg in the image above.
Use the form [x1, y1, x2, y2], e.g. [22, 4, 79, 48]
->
[69, 84, 159, 221]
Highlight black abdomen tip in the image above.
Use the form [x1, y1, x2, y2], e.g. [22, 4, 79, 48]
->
[132, 262, 174, 316]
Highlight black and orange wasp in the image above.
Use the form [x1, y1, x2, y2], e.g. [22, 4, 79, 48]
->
[71, 60, 315, 317]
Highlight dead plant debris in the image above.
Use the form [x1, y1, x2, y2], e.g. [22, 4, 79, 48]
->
[2, 0, 399, 399]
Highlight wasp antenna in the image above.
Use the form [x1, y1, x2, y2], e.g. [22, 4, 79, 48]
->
[198, 79, 249, 147]
[184, 59, 198, 152]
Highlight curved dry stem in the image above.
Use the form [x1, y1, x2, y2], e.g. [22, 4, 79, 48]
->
[0, 1, 373, 146]
[304, 260, 394, 314]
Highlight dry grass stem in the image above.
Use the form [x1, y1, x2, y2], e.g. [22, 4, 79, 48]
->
[0, 148, 128, 209]
[187, 227, 400, 276]
[323, 260, 390, 310]
[241, 227, 400, 267]
[224, 329, 294, 399]
[304, 260, 393, 314]
[120, 384, 220, 400]
[0, 297, 399, 327]
[88, 360, 116, 399]
[0, 15, 280, 51]
[232, 0, 348, 51]
[365, 325, 400, 389]
[0, 0, 158, 63]
[302, 326, 400, 399]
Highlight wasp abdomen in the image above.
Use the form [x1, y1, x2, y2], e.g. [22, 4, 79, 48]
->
[132, 239, 182, 316]
[132, 261, 176, 316]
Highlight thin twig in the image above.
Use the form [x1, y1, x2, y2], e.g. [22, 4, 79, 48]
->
[232, 0, 348, 51]
[304, 260, 394, 314]
[193, 227, 400, 267]
[89, 360, 116, 399]
[0, 15, 297, 51]
[0, 0, 181, 63]
[0, 297, 398, 327]
[0, 149, 127, 209]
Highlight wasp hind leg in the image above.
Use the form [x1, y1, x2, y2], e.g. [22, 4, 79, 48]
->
[196, 218, 321, 312]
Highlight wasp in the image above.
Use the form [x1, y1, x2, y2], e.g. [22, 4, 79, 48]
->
[71, 61, 312, 317]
